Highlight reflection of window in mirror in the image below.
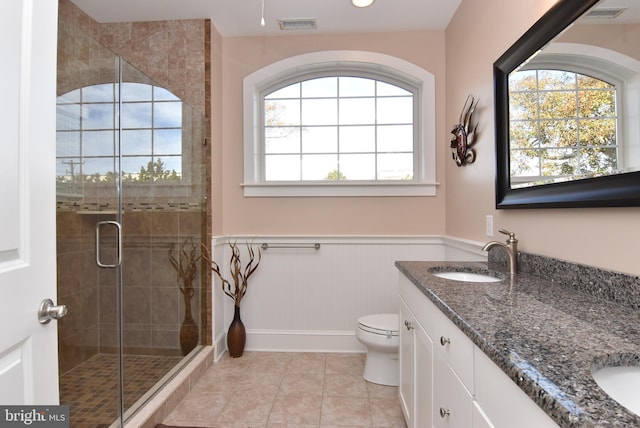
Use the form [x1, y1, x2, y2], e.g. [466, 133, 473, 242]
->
[508, 44, 640, 189]
[509, 68, 617, 187]
[56, 83, 183, 189]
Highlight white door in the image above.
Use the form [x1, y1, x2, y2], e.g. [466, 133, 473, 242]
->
[0, 0, 61, 404]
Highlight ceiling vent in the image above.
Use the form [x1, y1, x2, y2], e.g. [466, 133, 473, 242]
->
[278, 18, 317, 31]
[585, 8, 626, 19]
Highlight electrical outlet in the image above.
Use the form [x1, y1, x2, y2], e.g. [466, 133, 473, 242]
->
[486, 215, 494, 237]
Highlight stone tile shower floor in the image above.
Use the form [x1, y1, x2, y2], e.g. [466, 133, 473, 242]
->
[163, 352, 407, 428]
[60, 353, 183, 428]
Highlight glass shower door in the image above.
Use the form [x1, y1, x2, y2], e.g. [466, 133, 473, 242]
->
[57, 49, 206, 426]
[117, 59, 205, 419]
[56, 37, 125, 426]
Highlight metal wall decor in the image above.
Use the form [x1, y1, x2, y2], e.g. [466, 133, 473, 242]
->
[450, 95, 478, 166]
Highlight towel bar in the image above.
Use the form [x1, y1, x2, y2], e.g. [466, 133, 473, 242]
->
[260, 243, 321, 250]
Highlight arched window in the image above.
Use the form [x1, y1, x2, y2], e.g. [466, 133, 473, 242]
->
[242, 51, 436, 197]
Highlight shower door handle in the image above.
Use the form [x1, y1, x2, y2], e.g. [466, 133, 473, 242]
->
[95, 220, 122, 268]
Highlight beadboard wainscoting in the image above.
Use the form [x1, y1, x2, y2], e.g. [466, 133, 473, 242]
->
[211, 236, 486, 359]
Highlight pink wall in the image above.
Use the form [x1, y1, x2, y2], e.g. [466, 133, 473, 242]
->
[560, 23, 640, 61]
[445, 0, 640, 275]
[209, 0, 640, 275]
[213, 32, 447, 236]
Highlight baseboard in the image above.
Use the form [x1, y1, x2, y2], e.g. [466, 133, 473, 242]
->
[214, 330, 227, 361]
[245, 329, 367, 353]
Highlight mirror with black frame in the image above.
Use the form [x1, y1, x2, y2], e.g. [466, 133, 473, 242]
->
[494, 0, 640, 208]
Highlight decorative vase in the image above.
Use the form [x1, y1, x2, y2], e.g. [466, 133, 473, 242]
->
[179, 293, 199, 356]
[227, 305, 246, 358]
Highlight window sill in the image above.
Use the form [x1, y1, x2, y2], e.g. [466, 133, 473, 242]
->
[241, 182, 439, 197]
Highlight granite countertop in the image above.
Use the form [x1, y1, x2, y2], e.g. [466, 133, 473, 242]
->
[395, 260, 640, 428]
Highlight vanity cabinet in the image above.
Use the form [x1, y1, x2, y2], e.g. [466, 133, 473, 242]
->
[398, 273, 558, 428]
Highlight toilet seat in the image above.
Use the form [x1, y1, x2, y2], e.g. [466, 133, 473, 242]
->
[357, 313, 399, 336]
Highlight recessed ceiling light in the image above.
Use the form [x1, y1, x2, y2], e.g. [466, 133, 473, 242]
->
[352, 0, 375, 8]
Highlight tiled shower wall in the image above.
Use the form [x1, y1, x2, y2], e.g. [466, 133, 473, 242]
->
[58, 0, 207, 113]
[56, 0, 212, 373]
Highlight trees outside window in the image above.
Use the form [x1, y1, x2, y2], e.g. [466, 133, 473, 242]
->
[509, 69, 617, 186]
[56, 82, 183, 188]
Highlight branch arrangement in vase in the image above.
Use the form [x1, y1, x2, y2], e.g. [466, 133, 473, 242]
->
[204, 240, 262, 307]
[203, 240, 262, 357]
[169, 237, 201, 355]
[169, 238, 200, 301]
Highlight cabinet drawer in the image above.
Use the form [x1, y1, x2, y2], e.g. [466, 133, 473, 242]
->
[429, 302, 474, 393]
[433, 349, 473, 428]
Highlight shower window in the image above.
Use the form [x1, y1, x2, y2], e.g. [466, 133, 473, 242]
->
[56, 83, 183, 191]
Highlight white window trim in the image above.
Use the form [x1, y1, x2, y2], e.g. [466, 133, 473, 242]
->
[242, 50, 437, 197]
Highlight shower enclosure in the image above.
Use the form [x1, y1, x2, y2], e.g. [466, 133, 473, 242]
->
[56, 19, 208, 427]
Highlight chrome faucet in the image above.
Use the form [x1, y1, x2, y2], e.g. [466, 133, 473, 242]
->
[483, 229, 518, 275]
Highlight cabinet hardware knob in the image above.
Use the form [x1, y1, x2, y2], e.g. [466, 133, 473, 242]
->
[404, 320, 414, 330]
[439, 407, 450, 418]
[440, 336, 450, 346]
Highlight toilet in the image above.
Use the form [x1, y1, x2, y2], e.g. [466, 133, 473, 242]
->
[356, 313, 400, 386]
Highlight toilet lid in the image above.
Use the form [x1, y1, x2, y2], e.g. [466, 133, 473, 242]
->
[358, 313, 399, 336]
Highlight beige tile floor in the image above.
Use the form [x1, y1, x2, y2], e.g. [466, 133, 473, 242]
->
[163, 352, 407, 428]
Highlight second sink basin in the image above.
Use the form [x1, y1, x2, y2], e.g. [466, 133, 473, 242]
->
[592, 365, 640, 416]
[430, 270, 503, 283]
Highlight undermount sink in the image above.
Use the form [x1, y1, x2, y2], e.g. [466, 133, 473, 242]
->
[430, 271, 502, 283]
[592, 365, 640, 416]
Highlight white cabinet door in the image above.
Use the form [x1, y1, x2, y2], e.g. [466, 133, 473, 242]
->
[433, 349, 473, 428]
[414, 324, 433, 428]
[0, 0, 60, 404]
[399, 298, 416, 427]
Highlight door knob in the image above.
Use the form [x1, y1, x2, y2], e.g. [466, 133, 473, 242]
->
[38, 299, 67, 324]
